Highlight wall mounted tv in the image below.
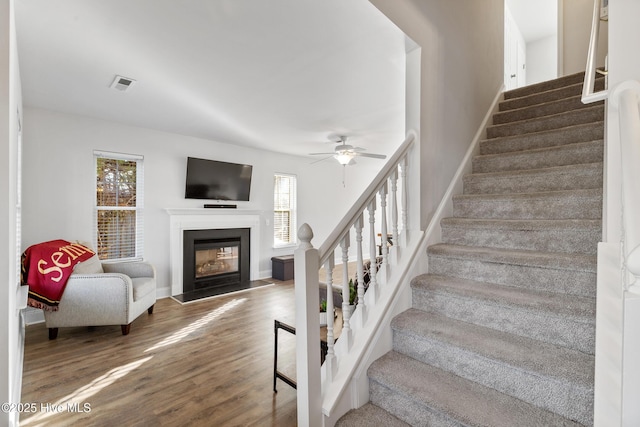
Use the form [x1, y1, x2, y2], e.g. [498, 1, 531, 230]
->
[185, 157, 253, 201]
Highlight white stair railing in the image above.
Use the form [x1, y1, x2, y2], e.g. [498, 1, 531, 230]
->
[582, 0, 609, 104]
[602, 80, 640, 426]
[610, 81, 640, 291]
[294, 131, 417, 426]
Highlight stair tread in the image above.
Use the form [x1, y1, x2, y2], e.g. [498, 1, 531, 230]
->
[336, 403, 411, 427]
[494, 94, 603, 124]
[391, 309, 595, 386]
[487, 104, 604, 136]
[463, 162, 603, 196]
[441, 217, 601, 231]
[440, 217, 601, 255]
[503, 73, 586, 100]
[427, 243, 597, 272]
[473, 140, 603, 175]
[465, 161, 603, 181]
[454, 187, 602, 202]
[369, 351, 584, 427]
[411, 273, 595, 320]
[480, 121, 604, 154]
[503, 72, 604, 101]
[475, 139, 603, 161]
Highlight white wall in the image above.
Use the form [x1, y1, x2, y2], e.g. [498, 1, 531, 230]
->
[1, 0, 23, 425]
[21, 108, 392, 297]
[369, 0, 504, 229]
[527, 35, 558, 85]
[560, 0, 608, 75]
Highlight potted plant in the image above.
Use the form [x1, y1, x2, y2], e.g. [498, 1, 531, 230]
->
[342, 279, 357, 315]
[319, 299, 328, 326]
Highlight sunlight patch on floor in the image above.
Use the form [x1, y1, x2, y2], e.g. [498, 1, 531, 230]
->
[20, 356, 153, 426]
[145, 298, 247, 352]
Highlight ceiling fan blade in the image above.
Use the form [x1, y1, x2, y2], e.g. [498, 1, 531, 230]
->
[355, 152, 386, 159]
[310, 155, 333, 164]
[309, 152, 335, 155]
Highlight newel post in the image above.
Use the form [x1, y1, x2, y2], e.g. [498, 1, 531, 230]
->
[294, 224, 322, 427]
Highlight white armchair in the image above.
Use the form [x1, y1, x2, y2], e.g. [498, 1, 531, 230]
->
[44, 257, 157, 340]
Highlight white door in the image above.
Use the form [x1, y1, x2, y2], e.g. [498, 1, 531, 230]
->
[504, 4, 523, 90]
[517, 41, 526, 87]
[505, 0, 557, 86]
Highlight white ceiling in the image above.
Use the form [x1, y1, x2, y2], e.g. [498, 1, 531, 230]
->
[506, 0, 557, 42]
[15, 0, 408, 159]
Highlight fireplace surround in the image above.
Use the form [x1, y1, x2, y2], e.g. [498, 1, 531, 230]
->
[166, 209, 261, 297]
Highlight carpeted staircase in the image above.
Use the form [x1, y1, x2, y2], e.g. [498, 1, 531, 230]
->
[337, 72, 604, 426]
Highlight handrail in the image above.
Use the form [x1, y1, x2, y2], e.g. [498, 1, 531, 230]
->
[582, 0, 609, 104]
[611, 81, 640, 291]
[293, 131, 418, 426]
[318, 131, 416, 265]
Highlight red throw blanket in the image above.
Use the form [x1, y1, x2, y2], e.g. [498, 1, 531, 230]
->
[21, 240, 95, 310]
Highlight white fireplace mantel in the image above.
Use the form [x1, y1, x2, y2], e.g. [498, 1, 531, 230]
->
[166, 208, 262, 296]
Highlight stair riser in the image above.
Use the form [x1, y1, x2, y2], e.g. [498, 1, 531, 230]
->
[427, 254, 596, 297]
[369, 381, 454, 427]
[494, 97, 601, 125]
[501, 77, 605, 108]
[487, 106, 604, 139]
[480, 122, 604, 155]
[391, 330, 594, 426]
[441, 224, 601, 255]
[463, 165, 603, 195]
[473, 141, 603, 174]
[411, 288, 595, 354]
[452, 193, 603, 221]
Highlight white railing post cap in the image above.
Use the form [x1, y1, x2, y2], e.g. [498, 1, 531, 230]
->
[297, 223, 314, 249]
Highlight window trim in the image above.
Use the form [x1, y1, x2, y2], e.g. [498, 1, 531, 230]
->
[273, 173, 297, 249]
[94, 150, 144, 262]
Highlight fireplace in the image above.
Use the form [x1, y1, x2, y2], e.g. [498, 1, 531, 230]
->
[166, 208, 261, 298]
[183, 228, 250, 294]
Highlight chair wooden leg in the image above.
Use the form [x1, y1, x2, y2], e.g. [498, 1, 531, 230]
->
[148, 304, 155, 315]
[48, 328, 59, 340]
[121, 324, 131, 335]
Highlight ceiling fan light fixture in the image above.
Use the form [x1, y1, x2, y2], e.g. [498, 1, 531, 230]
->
[335, 152, 353, 165]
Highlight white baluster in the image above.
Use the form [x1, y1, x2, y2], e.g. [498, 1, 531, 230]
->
[389, 169, 399, 264]
[355, 214, 367, 325]
[340, 234, 353, 350]
[367, 200, 379, 302]
[294, 224, 321, 427]
[378, 182, 389, 283]
[400, 156, 408, 246]
[323, 255, 337, 381]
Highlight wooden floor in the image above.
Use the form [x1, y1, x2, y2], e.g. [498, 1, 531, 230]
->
[20, 280, 299, 427]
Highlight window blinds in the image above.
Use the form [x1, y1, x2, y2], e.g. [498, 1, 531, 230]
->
[273, 174, 297, 246]
[94, 151, 144, 261]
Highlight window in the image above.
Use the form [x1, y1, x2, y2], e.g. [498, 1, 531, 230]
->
[273, 174, 297, 247]
[95, 151, 144, 261]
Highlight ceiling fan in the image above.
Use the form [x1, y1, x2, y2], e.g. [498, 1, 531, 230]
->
[309, 135, 386, 165]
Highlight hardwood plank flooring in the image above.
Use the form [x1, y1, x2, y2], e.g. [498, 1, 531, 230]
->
[20, 281, 298, 427]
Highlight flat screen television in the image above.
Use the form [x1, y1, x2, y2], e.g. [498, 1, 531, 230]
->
[185, 157, 253, 201]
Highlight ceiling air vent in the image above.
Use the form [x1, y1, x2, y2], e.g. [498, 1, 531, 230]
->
[110, 75, 136, 92]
